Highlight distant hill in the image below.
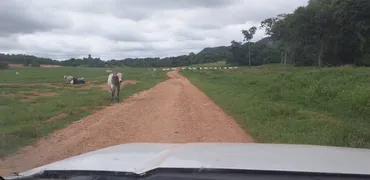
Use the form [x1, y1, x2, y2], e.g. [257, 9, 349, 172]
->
[197, 46, 230, 54]
[194, 46, 232, 63]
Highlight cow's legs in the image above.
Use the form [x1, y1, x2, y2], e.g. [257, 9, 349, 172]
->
[117, 86, 120, 102]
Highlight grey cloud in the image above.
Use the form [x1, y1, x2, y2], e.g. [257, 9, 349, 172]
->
[0, 0, 309, 60]
[174, 29, 206, 41]
[111, 0, 237, 20]
[187, 0, 308, 29]
[0, 35, 21, 51]
[0, 1, 71, 37]
[47, 0, 238, 21]
[116, 0, 236, 9]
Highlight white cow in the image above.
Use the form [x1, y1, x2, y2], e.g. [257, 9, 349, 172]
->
[64, 75, 74, 83]
[107, 72, 123, 103]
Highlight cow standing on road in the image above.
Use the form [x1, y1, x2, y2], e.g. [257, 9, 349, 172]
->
[107, 72, 123, 103]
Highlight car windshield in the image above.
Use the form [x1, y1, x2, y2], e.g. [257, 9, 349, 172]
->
[1, 0, 370, 178]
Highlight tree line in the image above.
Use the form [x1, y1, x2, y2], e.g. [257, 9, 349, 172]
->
[254, 0, 369, 66]
[0, 53, 59, 69]
[0, 46, 233, 68]
[0, 40, 279, 69]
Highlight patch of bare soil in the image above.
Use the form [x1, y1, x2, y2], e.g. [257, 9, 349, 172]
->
[45, 113, 67, 123]
[0, 83, 63, 88]
[79, 80, 100, 90]
[5, 90, 58, 103]
[8, 64, 24, 67]
[40, 65, 62, 68]
[0, 71, 252, 176]
[18, 91, 58, 102]
[8, 64, 61, 68]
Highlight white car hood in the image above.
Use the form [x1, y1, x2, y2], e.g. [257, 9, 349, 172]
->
[10, 143, 370, 177]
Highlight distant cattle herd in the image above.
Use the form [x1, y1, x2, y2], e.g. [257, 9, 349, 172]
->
[160, 67, 238, 71]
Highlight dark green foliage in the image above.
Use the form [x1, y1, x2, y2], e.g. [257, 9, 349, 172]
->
[228, 41, 280, 66]
[0, 53, 58, 66]
[257, 0, 370, 67]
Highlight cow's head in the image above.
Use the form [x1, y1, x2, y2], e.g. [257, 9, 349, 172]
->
[117, 73, 123, 83]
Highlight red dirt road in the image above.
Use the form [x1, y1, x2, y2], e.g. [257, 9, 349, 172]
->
[0, 71, 253, 176]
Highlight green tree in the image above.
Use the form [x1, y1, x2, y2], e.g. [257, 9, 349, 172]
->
[260, 0, 370, 67]
[242, 26, 257, 67]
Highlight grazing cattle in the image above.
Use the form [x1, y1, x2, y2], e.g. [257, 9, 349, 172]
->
[70, 77, 85, 84]
[64, 75, 74, 83]
[107, 72, 123, 103]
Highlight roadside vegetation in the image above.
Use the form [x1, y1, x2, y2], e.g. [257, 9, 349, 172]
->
[182, 65, 370, 148]
[0, 67, 165, 157]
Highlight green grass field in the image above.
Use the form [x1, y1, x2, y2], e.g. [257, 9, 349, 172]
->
[181, 65, 370, 148]
[0, 67, 165, 157]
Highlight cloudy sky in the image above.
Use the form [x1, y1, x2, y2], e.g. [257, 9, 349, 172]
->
[0, 0, 308, 60]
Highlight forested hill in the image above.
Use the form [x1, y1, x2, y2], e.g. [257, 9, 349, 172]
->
[1, 0, 369, 68]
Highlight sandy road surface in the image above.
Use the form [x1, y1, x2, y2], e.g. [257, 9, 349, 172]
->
[0, 71, 253, 176]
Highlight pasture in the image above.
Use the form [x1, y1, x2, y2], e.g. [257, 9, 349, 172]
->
[0, 67, 166, 156]
[181, 65, 370, 148]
